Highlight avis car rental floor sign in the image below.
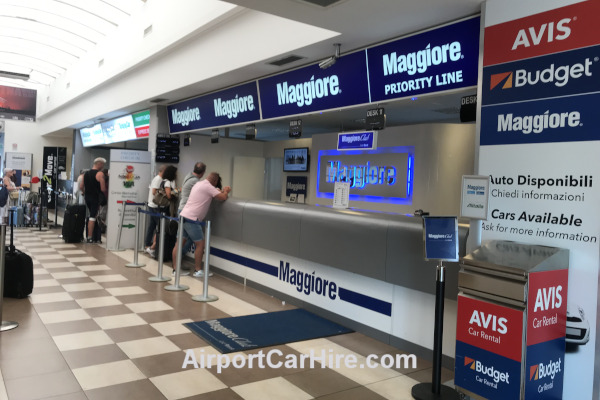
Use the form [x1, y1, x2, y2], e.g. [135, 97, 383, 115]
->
[479, 1, 600, 398]
[455, 295, 523, 399]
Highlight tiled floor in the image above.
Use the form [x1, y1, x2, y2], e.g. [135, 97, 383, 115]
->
[0, 227, 454, 400]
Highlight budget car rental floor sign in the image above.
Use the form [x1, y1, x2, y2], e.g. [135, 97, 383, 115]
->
[478, 0, 600, 398]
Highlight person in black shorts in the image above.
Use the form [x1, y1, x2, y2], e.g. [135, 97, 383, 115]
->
[81, 157, 107, 243]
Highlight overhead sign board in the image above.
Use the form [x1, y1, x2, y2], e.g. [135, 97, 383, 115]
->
[366, 107, 385, 130]
[337, 131, 377, 150]
[289, 119, 302, 138]
[367, 16, 479, 102]
[258, 50, 370, 120]
[168, 81, 261, 134]
[80, 110, 150, 147]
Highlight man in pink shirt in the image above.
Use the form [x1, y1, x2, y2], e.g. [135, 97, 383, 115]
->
[172, 172, 231, 277]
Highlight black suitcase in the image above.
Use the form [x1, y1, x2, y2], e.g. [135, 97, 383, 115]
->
[4, 215, 34, 298]
[155, 232, 177, 262]
[62, 204, 87, 243]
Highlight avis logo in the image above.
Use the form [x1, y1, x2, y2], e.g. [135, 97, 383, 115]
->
[490, 72, 513, 90]
[530, 359, 562, 380]
[512, 18, 571, 50]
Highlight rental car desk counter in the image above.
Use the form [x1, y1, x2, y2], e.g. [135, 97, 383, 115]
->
[454, 241, 568, 400]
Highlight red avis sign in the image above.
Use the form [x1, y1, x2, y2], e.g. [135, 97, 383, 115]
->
[456, 296, 524, 362]
[483, 0, 600, 67]
[527, 269, 568, 346]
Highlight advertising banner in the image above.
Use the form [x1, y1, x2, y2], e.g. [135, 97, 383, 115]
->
[168, 82, 261, 134]
[106, 150, 151, 251]
[480, 1, 600, 398]
[367, 16, 479, 103]
[5, 152, 32, 190]
[285, 176, 307, 203]
[258, 51, 370, 120]
[0, 85, 36, 122]
[42, 147, 67, 209]
[317, 146, 414, 204]
[132, 110, 150, 138]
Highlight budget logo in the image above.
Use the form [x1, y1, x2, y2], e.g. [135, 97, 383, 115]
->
[529, 359, 562, 381]
[465, 357, 476, 369]
[463, 357, 511, 384]
[490, 72, 513, 90]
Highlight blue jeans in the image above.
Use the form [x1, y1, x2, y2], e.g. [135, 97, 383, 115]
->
[144, 207, 160, 247]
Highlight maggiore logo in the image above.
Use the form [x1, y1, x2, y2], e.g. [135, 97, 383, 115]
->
[277, 75, 340, 108]
[497, 110, 582, 134]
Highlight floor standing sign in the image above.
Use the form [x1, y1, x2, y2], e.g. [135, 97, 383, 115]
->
[106, 150, 151, 251]
[479, 1, 600, 398]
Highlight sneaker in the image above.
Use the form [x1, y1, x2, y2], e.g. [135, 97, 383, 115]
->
[86, 238, 93, 244]
[192, 270, 213, 278]
[145, 247, 155, 257]
[173, 268, 190, 276]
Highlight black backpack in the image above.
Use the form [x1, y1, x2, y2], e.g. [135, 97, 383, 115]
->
[0, 186, 9, 207]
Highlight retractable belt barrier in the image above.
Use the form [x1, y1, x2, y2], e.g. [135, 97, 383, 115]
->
[114, 201, 147, 252]
[125, 203, 149, 268]
[145, 213, 217, 302]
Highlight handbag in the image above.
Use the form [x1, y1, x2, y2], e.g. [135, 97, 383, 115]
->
[153, 189, 170, 207]
[9, 191, 19, 200]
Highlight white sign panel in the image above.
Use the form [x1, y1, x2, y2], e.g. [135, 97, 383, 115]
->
[460, 175, 490, 220]
[333, 181, 350, 209]
[106, 150, 151, 251]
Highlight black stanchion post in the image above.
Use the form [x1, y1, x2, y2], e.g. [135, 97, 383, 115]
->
[412, 261, 460, 400]
[0, 224, 18, 332]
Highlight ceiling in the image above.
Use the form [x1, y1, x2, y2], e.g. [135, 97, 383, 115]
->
[0, 0, 483, 140]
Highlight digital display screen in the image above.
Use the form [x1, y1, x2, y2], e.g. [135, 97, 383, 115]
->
[283, 147, 309, 172]
[80, 110, 150, 147]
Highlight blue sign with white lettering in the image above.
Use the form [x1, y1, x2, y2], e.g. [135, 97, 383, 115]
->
[337, 131, 377, 150]
[481, 94, 599, 146]
[455, 341, 522, 400]
[423, 216, 458, 261]
[367, 17, 480, 102]
[525, 338, 565, 400]
[258, 51, 370, 120]
[168, 82, 261, 134]
[482, 45, 600, 107]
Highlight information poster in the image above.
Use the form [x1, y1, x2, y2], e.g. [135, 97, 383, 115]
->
[333, 181, 350, 209]
[106, 150, 151, 251]
[480, 1, 600, 397]
[5, 152, 32, 189]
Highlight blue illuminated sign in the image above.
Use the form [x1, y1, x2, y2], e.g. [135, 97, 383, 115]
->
[367, 16, 479, 102]
[168, 82, 261, 134]
[258, 51, 370, 120]
[423, 216, 458, 261]
[317, 146, 414, 204]
[337, 131, 377, 150]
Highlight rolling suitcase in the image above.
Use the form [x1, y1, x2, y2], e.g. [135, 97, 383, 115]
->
[4, 212, 34, 298]
[62, 204, 86, 243]
[9, 206, 24, 227]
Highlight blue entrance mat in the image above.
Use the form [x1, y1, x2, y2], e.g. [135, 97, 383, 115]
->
[184, 308, 352, 353]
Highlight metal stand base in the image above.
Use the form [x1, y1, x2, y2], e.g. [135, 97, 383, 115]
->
[412, 383, 461, 400]
[111, 248, 126, 252]
[164, 284, 189, 291]
[0, 321, 19, 332]
[149, 276, 171, 282]
[125, 262, 145, 268]
[191, 294, 218, 302]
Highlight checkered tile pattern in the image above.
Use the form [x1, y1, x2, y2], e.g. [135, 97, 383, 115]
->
[0, 228, 454, 400]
